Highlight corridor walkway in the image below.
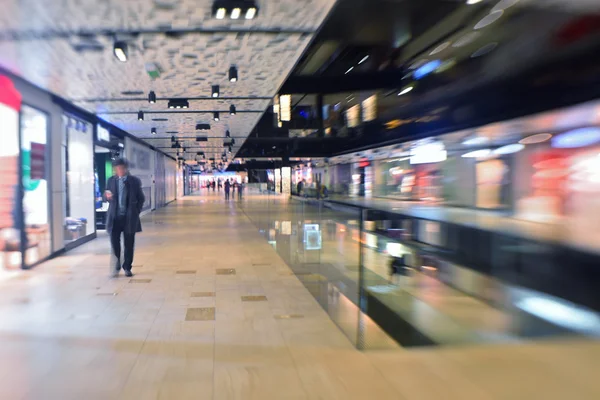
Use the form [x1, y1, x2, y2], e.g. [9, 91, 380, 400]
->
[0, 194, 599, 399]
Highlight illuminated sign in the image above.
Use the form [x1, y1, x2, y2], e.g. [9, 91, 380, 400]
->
[304, 224, 322, 250]
[97, 125, 110, 142]
[410, 139, 447, 165]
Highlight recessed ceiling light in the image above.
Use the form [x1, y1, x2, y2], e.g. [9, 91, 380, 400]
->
[231, 7, 241, 19]
[358, 55, 369, 64]
[462, 136, 489, 146]
[215, 7, 226, 19]
[429, 41, 451, 55]
[494, 144, 524, 155]
[462, 149, 492, 158]
[452, 32, 480, 48]
[398, 85, 414, 96]
[471, 42, 498, 57]
[434, 58, 457, 74]
[474, 10, 504, 30]
[551, 128, 600, 148]
[245, 7, 257, 19]
[113, 41, 128, 62]
[519, 133, 552, 145]
[229, 66, 238, 82]
[492, 0, 520, 13]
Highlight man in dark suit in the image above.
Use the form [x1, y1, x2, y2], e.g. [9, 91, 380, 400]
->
[105, 158, 145, 277]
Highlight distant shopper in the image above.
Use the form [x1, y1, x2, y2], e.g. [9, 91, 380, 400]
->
[104, 158, 145, 278]
[297, 179, 304, 196]
[224, 179, 231, 200]
[238, 182, 244, 200]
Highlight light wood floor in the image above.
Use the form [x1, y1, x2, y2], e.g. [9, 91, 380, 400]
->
[0, 193, 598, 399]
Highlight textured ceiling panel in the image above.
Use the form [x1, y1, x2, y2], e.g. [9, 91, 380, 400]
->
[0, 0, 337, 164]
[0, 0, 335, 31]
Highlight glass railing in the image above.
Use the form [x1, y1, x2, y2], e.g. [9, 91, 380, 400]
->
[242, 193, 600, 349]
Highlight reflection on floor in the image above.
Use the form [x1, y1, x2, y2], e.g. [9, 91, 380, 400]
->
[243, 195, 582, 347]
[0, 192, 599, 399]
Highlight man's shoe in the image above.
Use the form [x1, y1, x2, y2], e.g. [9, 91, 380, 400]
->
[124, 270, 134, 277]
[111, 270, 120, 278]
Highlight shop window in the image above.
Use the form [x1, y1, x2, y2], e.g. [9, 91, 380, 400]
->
[63, 115, 95, 244]
[21, 105, 51, 266]
[0, 76, 22, 269]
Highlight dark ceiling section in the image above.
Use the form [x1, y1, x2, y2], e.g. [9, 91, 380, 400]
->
[293, 0, 462, 77]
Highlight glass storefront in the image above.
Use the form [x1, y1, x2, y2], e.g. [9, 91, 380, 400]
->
[21, 105, 51, 266]
[63, 114, 95, 245]
[330, 100, 600, 231]
[0, 76, 23, 269]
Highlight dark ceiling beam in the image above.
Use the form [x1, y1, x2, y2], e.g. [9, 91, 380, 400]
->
[97, 110, 264, 115]
[279, 70, 404, 94]
[141, 136, 246, 140]
[74, 96, 273, 102]
[0, 27, 314, 42]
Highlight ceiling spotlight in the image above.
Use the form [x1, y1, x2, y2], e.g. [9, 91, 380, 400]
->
[151, 127, 157, 135]
[215, 7, 226, 19]
[226, 130, 231, 138]
[245, 7, 257, 19]
[148, 91, 156, 104]
[138, 111, 144, 121]
[212, 85, 220, 98]
[214, 112, 220, 121]
[230, 105, 236, 115]
[229, 66, 238, 82]
[398, 85, 414, 96]
[113, 41, 128, 62]
[231, 7, 241, 19]
[168, 99, 189, 109]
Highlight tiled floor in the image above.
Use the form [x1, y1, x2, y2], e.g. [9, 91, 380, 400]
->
[0, 193, 599, 399]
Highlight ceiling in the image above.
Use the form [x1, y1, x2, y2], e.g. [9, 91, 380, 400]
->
[0, 0, 338, 166]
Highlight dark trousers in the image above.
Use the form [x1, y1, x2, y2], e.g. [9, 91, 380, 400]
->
[110, 216, 135, 272]
[225, 190, 230, 200]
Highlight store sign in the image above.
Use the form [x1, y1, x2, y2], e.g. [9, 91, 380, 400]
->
[362, 95, 377, 122]
[97, 125, 110, 142]
[30, 142, 45, 180]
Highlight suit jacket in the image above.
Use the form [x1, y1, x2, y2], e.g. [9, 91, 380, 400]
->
[105, 175, 145, 234]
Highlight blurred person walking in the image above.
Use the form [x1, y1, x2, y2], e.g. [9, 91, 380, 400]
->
[238, 181, 244, 201]
[224, 179, 231, 200]
[104, 158, 145, 278]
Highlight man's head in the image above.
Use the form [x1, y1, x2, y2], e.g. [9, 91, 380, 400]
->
[113, 158, 129, 177]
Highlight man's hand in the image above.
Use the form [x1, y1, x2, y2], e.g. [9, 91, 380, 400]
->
[105, 190, 113, 201]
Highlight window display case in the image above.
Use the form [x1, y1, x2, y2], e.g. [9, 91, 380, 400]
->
[63, 115, 95, 245]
